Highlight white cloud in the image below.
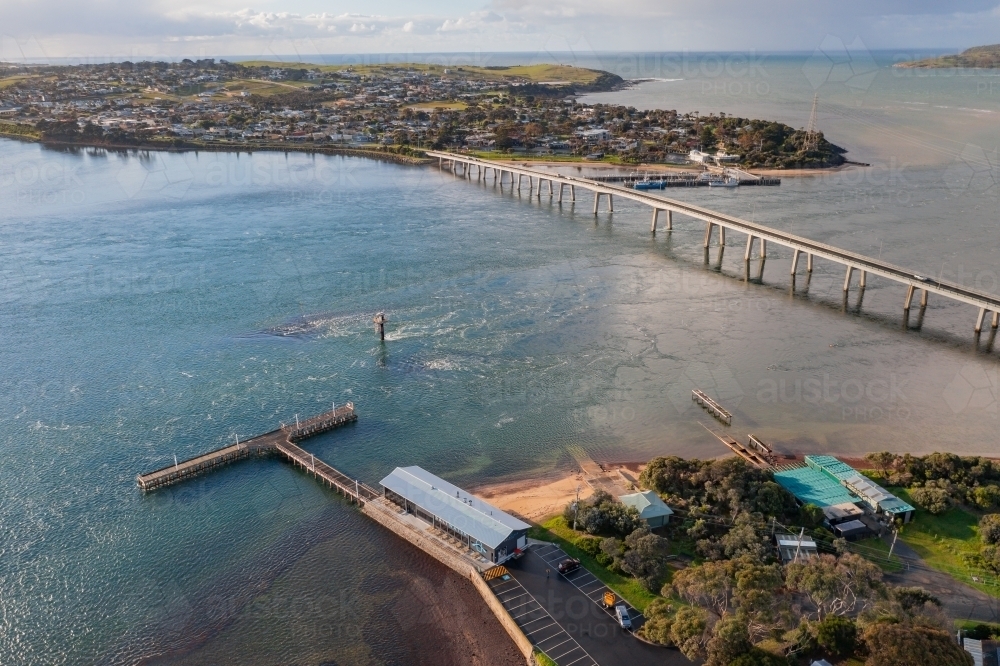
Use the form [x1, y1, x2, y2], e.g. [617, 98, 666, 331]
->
[2, 1, 1000, 59]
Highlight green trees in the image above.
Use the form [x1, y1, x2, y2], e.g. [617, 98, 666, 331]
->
[980, 513, 1000, 544]
[784, 553, 883, 620]
[814, 615, 857, 657]
[862, 623, 973, 666]
[562, 490, 642, 538]
[909, 485, 952, 514]
[639, 456, 796, 521]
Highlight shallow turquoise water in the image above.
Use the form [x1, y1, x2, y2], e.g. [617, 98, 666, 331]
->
[1, 54, 999, 665]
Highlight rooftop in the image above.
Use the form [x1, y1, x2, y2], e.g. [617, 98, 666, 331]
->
[379, 466, 530, 549]
[619, 490, 674, 519]
[773, 466, 860, 509]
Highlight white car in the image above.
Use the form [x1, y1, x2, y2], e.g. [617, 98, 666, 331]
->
[615, 604, 632, 630]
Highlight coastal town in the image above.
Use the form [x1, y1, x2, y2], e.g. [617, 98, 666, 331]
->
[0, 59, 846, 169]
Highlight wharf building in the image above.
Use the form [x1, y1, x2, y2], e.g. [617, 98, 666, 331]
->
[379, 466, 530, 565]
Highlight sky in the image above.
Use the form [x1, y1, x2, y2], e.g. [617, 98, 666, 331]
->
[2, 0, 1000, 62]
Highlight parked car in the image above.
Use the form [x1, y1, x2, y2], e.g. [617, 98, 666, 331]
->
[557, 558, 580, 574]
[615, 605, 632, 630]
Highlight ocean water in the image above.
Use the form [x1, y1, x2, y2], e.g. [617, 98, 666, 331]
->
[1, 53, 999, 665]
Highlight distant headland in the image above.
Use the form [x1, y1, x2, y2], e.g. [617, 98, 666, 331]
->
[895, 44, 1000, 69]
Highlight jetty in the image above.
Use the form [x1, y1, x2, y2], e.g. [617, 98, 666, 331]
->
[136, 403, 358, 492]
[430, 150, 1000, 335]
[134, 400, 542, 665]
[692, 389, 733, 425]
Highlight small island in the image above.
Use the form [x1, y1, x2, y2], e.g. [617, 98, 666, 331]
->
[895, 44, 1000, 69]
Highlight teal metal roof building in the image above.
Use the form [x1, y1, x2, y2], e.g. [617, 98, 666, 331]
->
[773, 455, 915, 524]
[773, 465, 859, 508]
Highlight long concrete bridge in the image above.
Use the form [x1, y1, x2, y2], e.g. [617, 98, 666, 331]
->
[428, 151, 1000, 334]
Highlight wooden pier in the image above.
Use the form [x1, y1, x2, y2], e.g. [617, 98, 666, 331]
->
[276, 439, 380, 503]
[701, 426, 773, 470]
[136, 403, 358, 491]
[692, 389, 732, 425]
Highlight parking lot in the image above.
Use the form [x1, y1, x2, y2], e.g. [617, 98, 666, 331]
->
[484, 565, 598, 666]
[503, 542, 693, 666]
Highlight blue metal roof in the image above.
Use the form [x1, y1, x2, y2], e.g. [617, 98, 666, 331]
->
[619, 490, 674, 519]
[379, 466, 530, 549]
[773, 466, 860, 508]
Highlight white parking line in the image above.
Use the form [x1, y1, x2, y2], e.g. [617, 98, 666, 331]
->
[512, 607, 544, 621]
[506, 599, 535, 613]
[525, 621, 557, 636]
[537, 636, 573, 652]
[521, 615, 552, 627]
[550, 645, 583, 660]
[499, 591, 528, 603]
[492, 581, 520, 593]
[562, 654, 595, 666]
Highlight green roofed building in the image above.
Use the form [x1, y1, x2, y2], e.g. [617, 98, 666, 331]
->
[772, 466, 860, 509]
[618, 490, 673, 528]
[773, 455, 914, 524]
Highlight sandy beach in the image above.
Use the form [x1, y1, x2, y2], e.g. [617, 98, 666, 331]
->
[473, 470, 595, 521]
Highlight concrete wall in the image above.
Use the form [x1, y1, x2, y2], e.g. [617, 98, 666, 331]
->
[469, 565, 535, 663]
[361, 501, 471, 576]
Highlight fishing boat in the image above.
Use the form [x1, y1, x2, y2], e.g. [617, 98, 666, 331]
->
[708, 177, 739, 188]
[631, 173, 665, 190]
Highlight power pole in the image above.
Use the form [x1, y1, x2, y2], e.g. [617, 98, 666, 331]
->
[572, 484, 581, 531]
[888, 528, 898, 560]
[792, 526, 806, 562]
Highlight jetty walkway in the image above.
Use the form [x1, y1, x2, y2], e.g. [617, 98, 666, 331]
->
[136, 403, 359, 492]
[429, 151, 1000, 335]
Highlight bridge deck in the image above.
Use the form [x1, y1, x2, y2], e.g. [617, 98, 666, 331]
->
[429, 151, 1000, 329]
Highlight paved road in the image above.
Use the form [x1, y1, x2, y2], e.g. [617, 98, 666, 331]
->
[884, 536, 1000, 624]
[504, 543, 692, 666]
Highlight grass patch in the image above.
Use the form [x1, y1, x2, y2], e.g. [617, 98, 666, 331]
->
[528, 516, 659, 612]
[956, 618, 1000, 634]
[0, 74, 33, 89]
[0, 121, 40, 139]
[891, 487, 1000, 597]
[403, 101, 468, 111]
[533, 649, 558, 666]
[233, 61, 607, 85]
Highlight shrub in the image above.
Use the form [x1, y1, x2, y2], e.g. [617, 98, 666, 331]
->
[862, 622, 973, 666]
[909, 486, 951, 515]
[980, 514, 1000, 545]
[974, 486, 1000, 510]
[815, 615, 858, 657]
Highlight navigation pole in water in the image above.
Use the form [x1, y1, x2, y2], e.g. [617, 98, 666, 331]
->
[373, 312, 387, 341]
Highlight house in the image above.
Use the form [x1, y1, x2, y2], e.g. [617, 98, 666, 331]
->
[379, 466, 530, 565]
[963, 638, 1000, 666]
[618, 491, 673, 528]
[775, 533, 818, 564]
[580, 128, 611, 143]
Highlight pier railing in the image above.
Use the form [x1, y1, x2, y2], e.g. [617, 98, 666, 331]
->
[136, 403, 361, 493]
